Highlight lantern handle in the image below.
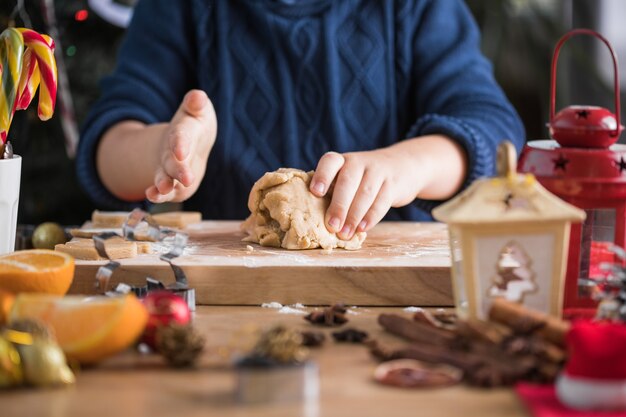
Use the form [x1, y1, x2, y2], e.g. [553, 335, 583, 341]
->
[550, 28, 621, 137]
[496, 141, 517, 178]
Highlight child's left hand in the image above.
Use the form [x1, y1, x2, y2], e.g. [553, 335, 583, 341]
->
[309, 135, 467, 240]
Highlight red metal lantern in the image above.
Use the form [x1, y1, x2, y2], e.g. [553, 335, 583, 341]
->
[518, 29, 626, 318]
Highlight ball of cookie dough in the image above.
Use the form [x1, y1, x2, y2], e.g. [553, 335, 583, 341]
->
[241, 168, 366, 250]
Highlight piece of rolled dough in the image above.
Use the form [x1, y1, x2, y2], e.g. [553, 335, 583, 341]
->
[91, 210, 201, 230]
[241, 168, 366, 250]
[55, 238, 152, 260]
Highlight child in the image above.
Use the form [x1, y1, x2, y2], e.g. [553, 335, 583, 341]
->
[77, 0, 524, 241]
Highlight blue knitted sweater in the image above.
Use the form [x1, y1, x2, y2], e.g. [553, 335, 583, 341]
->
[77, 0, 525, 221]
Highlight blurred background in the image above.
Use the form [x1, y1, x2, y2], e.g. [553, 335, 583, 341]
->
[1, 0, 625, 226]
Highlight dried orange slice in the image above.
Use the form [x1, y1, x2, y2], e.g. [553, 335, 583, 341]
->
[9, 294, 148, 364]
[0, 250, 75, 295]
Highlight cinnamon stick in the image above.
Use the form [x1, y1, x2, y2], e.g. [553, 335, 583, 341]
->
[488, 299, 569, 347]
[454, 319, 508, 345]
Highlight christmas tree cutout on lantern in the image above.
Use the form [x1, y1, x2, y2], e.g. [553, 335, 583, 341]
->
[488, 241, 538, 303]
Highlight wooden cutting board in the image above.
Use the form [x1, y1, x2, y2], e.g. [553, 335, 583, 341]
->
[69, 221, 453, 306]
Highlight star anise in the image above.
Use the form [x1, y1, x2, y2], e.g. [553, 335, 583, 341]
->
[304, 303, 348, 326]
[332, 328, 369, 343]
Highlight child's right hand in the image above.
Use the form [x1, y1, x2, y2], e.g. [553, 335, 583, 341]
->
[145, 90, 217, 203]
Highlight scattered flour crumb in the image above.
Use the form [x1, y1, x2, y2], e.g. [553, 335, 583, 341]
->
[321, 248, 333, 255]
[245, 245, 254, 252]
[261, 302, 283, 309]
[261, 302, 308, 315]
[346, 306, 361, 315]
[278, 306, 308, 315]
[403, 306, 423, 313]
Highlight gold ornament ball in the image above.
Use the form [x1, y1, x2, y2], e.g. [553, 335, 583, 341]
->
[32, 222, 67, 250]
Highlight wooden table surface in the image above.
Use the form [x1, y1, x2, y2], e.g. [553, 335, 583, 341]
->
[1, 306, 528, 417]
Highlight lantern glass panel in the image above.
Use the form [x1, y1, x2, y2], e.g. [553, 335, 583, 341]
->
[449, 229, 468, 317]
[474, 233, 555, 318]
[578, 208, 616, 296]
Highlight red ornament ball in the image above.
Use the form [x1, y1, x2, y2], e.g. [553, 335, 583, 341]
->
[141, 291, 191, 349]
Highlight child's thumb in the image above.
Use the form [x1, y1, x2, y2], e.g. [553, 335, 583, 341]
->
[172, 89, 214, 124]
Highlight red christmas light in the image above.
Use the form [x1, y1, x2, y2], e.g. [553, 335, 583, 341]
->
[74, 10, 89, 22]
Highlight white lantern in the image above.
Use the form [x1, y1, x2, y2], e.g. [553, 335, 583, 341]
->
[433, 142, 586, 319]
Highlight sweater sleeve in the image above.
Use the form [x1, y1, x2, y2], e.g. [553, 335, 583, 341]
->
[404, 0, 525, 212]
[76, 0, 197, 209]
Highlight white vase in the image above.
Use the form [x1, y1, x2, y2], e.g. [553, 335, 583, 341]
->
[0, 155, 21, 255]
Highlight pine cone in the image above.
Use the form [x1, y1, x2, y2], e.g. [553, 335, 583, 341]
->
[252, 325, 307, 364]
[155, 324, 205, 367]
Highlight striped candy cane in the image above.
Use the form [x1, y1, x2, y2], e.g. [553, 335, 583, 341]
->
[15, 46, 41, 112]
[0, 28, 24, 143]
[17, 28, 57, 121]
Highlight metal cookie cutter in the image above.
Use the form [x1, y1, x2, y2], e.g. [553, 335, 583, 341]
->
[94, 208, 195, 311]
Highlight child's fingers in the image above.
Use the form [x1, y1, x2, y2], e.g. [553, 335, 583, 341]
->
[360, 183, 393, 232]
[340, 172, 383, 239]
[145, 186, 159, 202]
[161, 151, 195, 187]
[168, 116, 206, 162]
[145, 185, 175, 203]
[154, 168, 175, 195]
[325, 162, 363, 234]
[310, 152, 345, 197]
[168, 125, 192, 162]
[145, 186, 162, 202]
